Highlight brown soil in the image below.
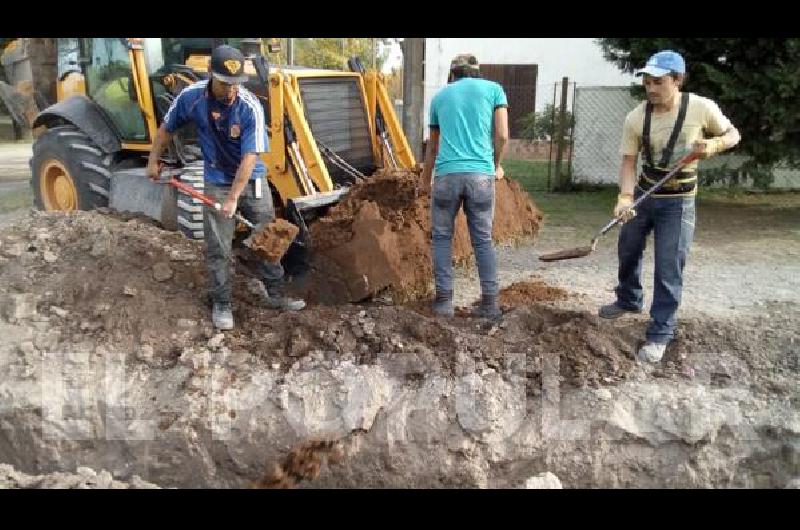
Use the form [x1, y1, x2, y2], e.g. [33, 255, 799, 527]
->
[1, 196, 795, 490]
[247, 219, 299, 263]
[0, 210, 760, 393]
[497, 278, 570, 310]
[304, 168, 543, 304]
[253, 437, 348, 489]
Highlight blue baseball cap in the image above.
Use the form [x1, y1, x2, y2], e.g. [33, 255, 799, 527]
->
[635, 50, 686, 77]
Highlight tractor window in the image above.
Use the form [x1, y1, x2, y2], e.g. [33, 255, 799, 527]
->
[160, 38, 215, 66]
[142, 38, 165, 75]
[81, 38, 148, 141]
[57, 38, 81, 79]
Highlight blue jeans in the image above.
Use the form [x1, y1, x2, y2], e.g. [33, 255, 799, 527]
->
[431, 173, 498, 296]
[203, 177, 285, 304]
[615, 190, 696, 343]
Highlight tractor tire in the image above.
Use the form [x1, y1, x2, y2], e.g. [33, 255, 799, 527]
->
[30, 124, 112, 211]
[175, 161, 205, 240]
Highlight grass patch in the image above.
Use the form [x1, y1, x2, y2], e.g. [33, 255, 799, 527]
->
[503, 158, 800, 244]
[504, 159, 550, 191]
[0, 186, 32, 214]
[696, 187, 800, 208]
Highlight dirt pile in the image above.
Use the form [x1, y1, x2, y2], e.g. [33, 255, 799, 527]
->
[0, 209, 765, 391]
[0, 210, 629, 388]
[254, 437, 349, 489]
[0, 210, 211, 356]
[304, 168, 543, 304]
[247, 219, 299, 263]
[0, 210, 657, 391]
[497, 278, 570, 310]
[1, 211, 796, 488]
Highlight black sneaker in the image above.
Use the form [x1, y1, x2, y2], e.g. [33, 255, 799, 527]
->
[431, 297, 454, 317]
[598, 302, 642, 320]
[471, 295, 502, 320]
[431, 290, 454, 317]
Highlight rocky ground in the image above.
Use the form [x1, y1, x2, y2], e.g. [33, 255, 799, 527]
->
[0, 206, 797, 488]
[0, 463, 159, 489]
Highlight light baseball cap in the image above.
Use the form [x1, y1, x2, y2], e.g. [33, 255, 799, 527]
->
[450, 53, 480, 72]
[635, 50, 686, 77]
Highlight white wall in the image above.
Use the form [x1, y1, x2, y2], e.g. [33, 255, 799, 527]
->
[423, 38, 636, 137]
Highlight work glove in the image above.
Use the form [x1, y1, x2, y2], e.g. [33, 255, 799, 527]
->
[614, 193, 636, 223]
[692, 137, 726, 159]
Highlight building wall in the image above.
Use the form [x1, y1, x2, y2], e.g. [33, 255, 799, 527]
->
[422, 38, 635, 137]
[479, 64, 538, 139]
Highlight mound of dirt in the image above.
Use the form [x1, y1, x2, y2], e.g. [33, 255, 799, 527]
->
[1, 209, 750, 392]
[0, 209, 794, 490]
[304, 168, 543, 304]
[247, 219, 299, 263]
[497, 278, 570, 310]
[254, 437, 348, 489]
[0, 210, 644, 391]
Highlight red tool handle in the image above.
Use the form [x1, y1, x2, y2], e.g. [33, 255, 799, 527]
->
[166, 177, 219, 208]
[156, 166, 255, 229]
[157, 164, 219, 208]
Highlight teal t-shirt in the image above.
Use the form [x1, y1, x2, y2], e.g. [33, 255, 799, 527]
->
[429, 77, 508, 176]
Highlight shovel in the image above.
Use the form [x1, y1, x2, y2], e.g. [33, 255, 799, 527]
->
[156, 172, 257, 230]
[538, 152, 699, 262]
[158, 174, 299, 263]
[138, 167, 293, 261]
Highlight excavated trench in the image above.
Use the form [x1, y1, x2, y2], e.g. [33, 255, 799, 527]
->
[0, 208, 797, 488]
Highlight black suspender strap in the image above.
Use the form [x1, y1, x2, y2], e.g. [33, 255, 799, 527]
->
[660, 92, 690, 167]
[642, 92, 690, 169]
[639, 93, 697, 196]
[642, 101, 654, 168]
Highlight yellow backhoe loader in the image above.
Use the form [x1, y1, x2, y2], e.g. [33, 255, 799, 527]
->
[20, 38, 414, 250]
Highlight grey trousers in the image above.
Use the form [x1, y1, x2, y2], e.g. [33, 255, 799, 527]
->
[203, 177, 285, 304]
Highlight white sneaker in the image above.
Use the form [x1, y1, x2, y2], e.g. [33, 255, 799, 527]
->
[263, 294, 306, 311]
[212, 302, 234, 330]
[637, 342, 667, 363]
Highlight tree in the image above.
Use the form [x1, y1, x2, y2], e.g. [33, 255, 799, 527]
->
[597, 38, 800, 170]
[274, 38, 393, 71]
[517, 104, 573, 141]
[383, 67, 403, 102]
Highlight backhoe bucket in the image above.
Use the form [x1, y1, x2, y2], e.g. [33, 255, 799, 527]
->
[286, 188, 349, 243]
[289, 188, 350, 215]
[282, 187, 350, 277]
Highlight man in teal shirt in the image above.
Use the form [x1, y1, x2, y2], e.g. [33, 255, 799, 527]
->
[421, 53, 509, 319]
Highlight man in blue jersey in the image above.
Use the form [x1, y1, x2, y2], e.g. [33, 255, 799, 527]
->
[146, 44, 304, 330]
[421, 53, 509, 320]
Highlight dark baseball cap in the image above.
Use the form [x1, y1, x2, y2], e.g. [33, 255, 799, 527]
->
[209, 45, 249, 84]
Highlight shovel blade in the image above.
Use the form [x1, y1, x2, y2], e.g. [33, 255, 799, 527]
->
[243, 220, 300, 264]
[538, 245, 593, 262]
